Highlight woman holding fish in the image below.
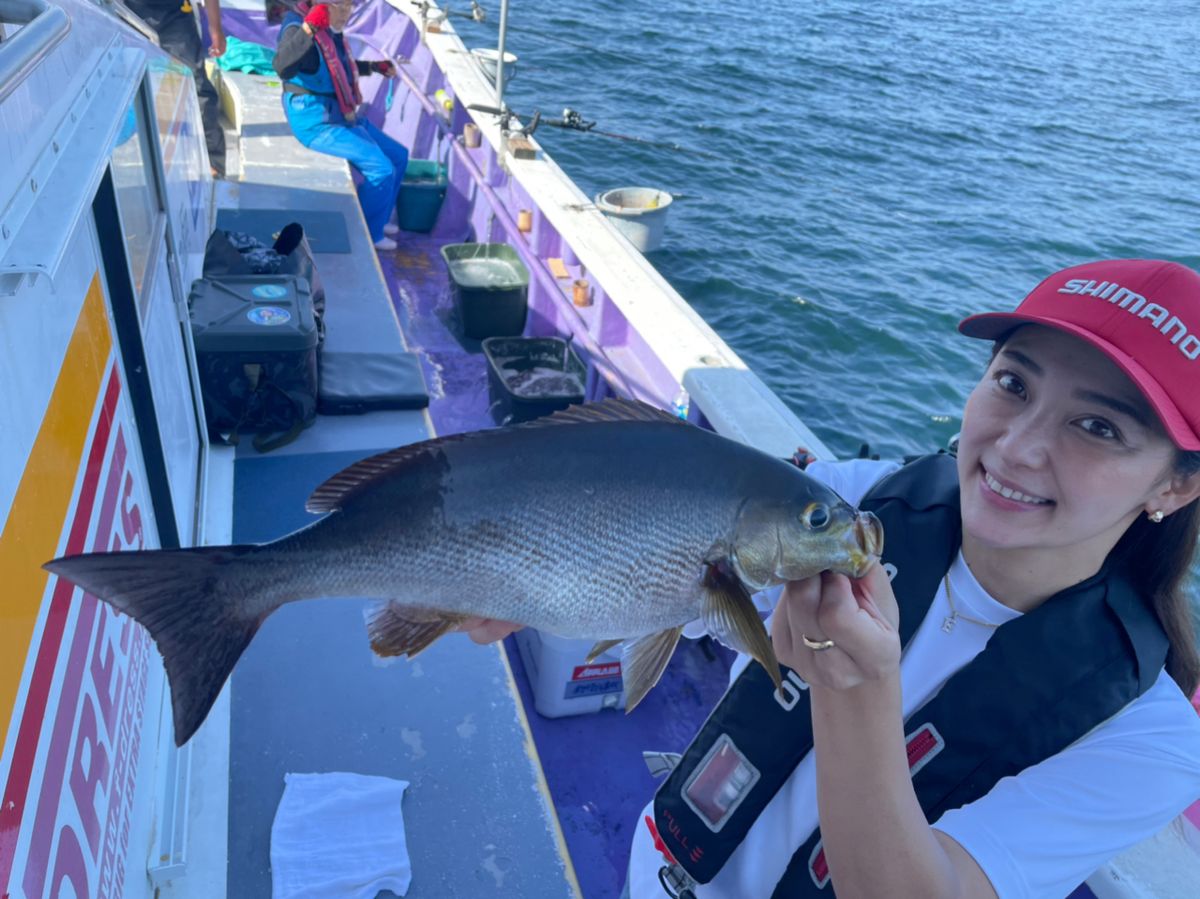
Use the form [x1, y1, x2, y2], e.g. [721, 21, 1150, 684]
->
[605, 259, 1200, 897]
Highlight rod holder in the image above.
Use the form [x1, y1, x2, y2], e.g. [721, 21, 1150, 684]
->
[573, 278, 591, 307]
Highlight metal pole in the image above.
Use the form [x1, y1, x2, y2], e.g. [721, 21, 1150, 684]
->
[494, 0, 509, 108]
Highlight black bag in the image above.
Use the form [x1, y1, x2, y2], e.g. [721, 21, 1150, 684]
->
[197, 349, 318, 452]
[202, 223, 326, 343]
[192, 223, 326, 452]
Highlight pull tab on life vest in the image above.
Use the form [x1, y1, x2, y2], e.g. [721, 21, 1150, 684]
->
[644, 816, 699, 899]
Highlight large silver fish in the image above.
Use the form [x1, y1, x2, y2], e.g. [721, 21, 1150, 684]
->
[44, 400, 882, 746]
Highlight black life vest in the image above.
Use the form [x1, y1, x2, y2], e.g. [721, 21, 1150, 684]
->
[653, 454, 1167, 896]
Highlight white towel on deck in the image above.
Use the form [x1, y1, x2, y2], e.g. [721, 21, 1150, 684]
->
[271, 771, 412, 898]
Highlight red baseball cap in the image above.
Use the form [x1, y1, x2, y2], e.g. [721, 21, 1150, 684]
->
[959, 259, 1200, 451]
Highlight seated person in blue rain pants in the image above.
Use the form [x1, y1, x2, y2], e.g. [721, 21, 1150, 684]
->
[273, 0, 408, 250]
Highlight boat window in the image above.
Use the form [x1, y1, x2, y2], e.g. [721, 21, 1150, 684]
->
[111, 90, 161, 299]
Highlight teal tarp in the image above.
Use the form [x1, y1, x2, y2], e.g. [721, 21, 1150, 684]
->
[216, 35, 277, 76]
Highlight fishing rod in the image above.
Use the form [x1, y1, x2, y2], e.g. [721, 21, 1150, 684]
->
[469, 103, 720, 161]
[552, 109, 720, 161]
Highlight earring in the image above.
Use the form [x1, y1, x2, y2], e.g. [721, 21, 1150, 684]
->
[1148, 510, 1165, 523]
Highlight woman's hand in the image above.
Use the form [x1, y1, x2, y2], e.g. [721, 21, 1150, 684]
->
[371, 60, 397, 77]
[771, 563, 901, 690]
[457, 617, 521, 644]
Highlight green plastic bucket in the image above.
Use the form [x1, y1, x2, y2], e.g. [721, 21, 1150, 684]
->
[396, 160, 447, 233]
[440, 243, 529, 340]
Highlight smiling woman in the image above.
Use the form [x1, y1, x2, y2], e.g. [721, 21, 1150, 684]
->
[958, 329, 1192, 602]
[615, 259, 1200, 899]
[957, 260, 1200, 692]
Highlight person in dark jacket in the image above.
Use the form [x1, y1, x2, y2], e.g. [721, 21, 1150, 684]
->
[125, 0, 227, 177]
[273, 0, 408, 251]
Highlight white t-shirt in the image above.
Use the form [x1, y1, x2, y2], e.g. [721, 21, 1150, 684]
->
[627, 458, 1200, 899]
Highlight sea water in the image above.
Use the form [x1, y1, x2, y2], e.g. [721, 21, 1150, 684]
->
[455, 0, 1200, 458]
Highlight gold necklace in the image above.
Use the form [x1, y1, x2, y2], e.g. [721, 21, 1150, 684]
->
[941, 574, 1000, 634]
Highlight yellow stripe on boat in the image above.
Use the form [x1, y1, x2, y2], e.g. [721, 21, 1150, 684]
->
[0, 274, 111, 731]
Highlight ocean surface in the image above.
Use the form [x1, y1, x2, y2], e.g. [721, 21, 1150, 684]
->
[455, 0, 1200, 459]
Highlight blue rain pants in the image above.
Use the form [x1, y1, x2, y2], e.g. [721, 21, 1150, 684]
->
[284, 94, 409, 242]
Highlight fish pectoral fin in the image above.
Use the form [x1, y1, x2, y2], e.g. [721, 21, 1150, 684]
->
[701, 564, 783, 693]
[586, 638, 624, 663]
[365, 602, 468, 658]
[621, 626, 683, 713]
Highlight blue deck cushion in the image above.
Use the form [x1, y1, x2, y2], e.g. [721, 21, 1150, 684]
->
[318, 350, 429, 413]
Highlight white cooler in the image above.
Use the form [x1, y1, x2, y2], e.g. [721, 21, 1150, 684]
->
[513, 628, 627, 717]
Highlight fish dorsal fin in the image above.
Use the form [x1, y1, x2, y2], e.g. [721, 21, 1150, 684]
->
[307, 446, 419, 513]
[516, 398, 685, 429]
[305, 437, 468, 513]
[306, 399, 681, 513]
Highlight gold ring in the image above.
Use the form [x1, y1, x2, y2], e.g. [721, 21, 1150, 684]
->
[801, 634, 836, 651]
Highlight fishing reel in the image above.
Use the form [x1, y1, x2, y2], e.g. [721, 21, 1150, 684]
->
[414, 0, 447, 22]
[467, 103, 540, 137]
[553, 107, 596, 132]
[438, 0, 487, 22]
[468, 103, 601, 138]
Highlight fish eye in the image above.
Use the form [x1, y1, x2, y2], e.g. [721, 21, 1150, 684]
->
[803, 502, 831, 530]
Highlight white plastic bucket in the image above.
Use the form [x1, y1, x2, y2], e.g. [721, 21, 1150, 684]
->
[595, 187, 673, 252]
[471, 48, 518, 85]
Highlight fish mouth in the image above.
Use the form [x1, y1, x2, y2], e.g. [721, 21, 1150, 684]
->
[847, 511, 884, 577]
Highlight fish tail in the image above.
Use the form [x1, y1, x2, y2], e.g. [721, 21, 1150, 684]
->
[44, 545, 263, 746]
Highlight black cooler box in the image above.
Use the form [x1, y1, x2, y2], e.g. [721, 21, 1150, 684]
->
[189, 274, 320, 450]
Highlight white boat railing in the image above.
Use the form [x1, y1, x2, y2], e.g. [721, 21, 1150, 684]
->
[0, 0, 71, 104]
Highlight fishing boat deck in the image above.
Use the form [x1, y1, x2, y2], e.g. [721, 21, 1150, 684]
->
[212, 66, 586, 897]
[212, 49, 735, 897]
